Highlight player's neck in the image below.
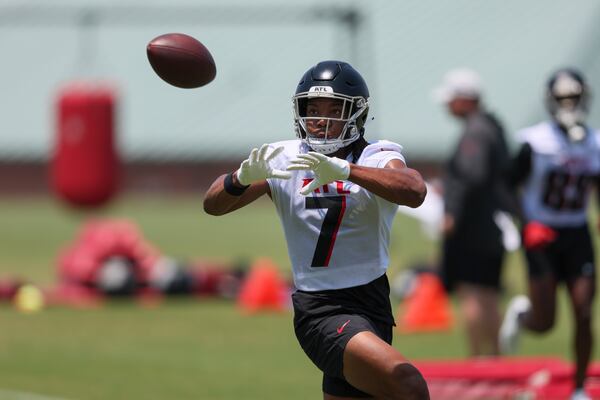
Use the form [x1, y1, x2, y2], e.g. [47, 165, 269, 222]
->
[328, 147, 352, 160]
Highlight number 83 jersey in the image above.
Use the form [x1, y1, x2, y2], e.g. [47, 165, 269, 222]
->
[266, 139, 405, 291]
[519, 121, 600, 227]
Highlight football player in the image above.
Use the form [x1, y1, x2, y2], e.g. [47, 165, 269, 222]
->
[500, 68, 598, 400]
[204, 61, 429, 399]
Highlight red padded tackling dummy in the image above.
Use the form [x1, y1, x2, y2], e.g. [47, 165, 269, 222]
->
[51, 82, 119, 208]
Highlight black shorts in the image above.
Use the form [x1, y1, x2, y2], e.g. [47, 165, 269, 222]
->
[441, 238, 505, 292]
[525, 224, 596, 282]
[292, 273, 394, 398]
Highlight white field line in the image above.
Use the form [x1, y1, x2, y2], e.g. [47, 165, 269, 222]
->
[0, 389, 75, 400]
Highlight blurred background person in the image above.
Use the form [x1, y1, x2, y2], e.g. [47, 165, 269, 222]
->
[433, 68, 511, 357]
[500, 67, 598, 400]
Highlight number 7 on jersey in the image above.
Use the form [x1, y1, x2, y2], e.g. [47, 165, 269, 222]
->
[305, 196, 347, 267]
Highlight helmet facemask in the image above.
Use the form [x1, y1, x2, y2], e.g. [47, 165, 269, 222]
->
[546, 72, 590, 142]
[293, 88, 369, 155]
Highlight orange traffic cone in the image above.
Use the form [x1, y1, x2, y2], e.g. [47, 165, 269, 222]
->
[398, 272, 453, 333]
[237, 258, 288, 313]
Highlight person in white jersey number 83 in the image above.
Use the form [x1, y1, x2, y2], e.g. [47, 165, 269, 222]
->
[500, 68, 598, 400]
[204, 60, 429, 399]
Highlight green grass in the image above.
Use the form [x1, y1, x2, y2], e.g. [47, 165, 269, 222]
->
[0, 300, 319, 400]
[0, 195, 598, 399]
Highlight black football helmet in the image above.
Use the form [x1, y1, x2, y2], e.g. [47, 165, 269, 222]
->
[293, 61, 370, 154]
[545, 68, 591, 140]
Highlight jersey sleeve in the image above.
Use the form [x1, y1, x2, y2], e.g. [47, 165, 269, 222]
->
[360, 140, 406, 168]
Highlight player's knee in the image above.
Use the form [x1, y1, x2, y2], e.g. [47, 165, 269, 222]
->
[573, 296, 595, 319]
[386, 362, 430, 400]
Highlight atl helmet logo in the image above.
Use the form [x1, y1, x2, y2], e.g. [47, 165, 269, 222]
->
[309, 86, 334, 93]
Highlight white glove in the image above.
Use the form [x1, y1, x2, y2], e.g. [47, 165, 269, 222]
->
[286, 152, 350, 195]
[236, 144, 291, 186]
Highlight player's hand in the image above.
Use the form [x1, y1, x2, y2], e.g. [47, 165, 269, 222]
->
[236, 144, 291, 186]
[523, 221, 557, 251]
[286, 152, 350, 195]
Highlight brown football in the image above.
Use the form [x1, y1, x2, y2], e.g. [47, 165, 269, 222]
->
[146, 33, 216, 89]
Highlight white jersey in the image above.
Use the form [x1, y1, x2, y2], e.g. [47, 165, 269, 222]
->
[266, 139, 405, 291]
[518, 121, 600, 227]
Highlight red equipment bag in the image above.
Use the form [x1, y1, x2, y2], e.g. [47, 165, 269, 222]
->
[51, 82, 119, 208]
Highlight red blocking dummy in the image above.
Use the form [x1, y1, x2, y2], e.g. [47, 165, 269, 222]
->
[51, 82, 119, 208]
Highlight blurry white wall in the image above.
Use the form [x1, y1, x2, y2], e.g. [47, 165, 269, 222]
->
[1, 0, 600, 161]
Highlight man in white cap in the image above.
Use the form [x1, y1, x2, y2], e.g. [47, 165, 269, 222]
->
[433, 68, 512, 356]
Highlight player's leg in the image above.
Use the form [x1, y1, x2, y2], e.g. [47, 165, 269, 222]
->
[324, 393, 370, 400]
[292, 275, 426, 399]
[317, 317, 429, 400]
[456, 283, 501, 356]
[456, 283, 485, 356]
[293, 306, 392, 399]
[564, 226, 596, 393]
[478, 287, 501, 355]
[520, 249, 560, 332]
[452, 247, 503, 356]
[322, 365, 374, 399]
[566, 275, 596, 390]
[523, 271, 558, 332]
[342, 331, 429, 400]
[500, 250, 558, 354]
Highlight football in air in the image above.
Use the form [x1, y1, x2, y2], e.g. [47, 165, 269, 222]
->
[146, 33, 216, 89]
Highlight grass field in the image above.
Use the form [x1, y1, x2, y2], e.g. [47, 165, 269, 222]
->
[0, 195, 599, 399]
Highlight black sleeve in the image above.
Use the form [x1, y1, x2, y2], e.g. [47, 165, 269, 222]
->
[508, 142, 532, 187]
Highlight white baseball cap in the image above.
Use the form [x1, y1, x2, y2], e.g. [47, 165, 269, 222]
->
[432, 68, 483, 103]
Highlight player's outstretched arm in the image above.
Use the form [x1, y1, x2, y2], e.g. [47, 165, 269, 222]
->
[203, 174, 269, 216]
[203, 144, 290, 216]
[349, 159, 426, 207]
[287, 152, 425, 207]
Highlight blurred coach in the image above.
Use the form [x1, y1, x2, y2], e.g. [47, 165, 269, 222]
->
[433, 68, 511, 356]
